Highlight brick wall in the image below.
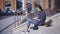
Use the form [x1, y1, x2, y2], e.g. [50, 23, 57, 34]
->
[0, 0, 16, 10]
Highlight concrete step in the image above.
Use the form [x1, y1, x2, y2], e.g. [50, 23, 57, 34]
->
[12, 13, 60, 34]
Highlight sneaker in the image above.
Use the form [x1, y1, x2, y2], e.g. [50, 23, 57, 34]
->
[33, 26, 39, 30]
[39, 24, 45, 26]
[27, 29, 30, 33]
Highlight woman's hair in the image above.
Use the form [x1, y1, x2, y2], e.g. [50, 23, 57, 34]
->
[37, 5, 43, 11]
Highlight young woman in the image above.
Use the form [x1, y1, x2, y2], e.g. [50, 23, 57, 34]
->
[26, 5, 46, 32]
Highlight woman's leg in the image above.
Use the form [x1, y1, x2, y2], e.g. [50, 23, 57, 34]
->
[26, 19, 31, 29]
[26, 19, 37, 28]
[26, 19, 38, 31]
[29, 20, 39, 30]
[26, 19, 33, 32]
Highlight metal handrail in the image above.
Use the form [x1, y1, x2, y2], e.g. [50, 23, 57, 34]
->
[0, 17, 20, 32]
[0, 10, 26, 33]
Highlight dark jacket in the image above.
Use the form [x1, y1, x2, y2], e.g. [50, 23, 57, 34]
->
[36, 10, 46, 26]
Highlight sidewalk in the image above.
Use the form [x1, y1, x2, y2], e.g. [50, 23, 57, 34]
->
[0, 15, 26, 34]
[12, 13, 60, 34]
[0, 16, 12, 20]
[0, 16, 14, 31]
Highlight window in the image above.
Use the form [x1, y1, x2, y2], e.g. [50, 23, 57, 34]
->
[5, 1, 11, 11]
[5, 1, 11, 7]
[55, 0, 60, 9]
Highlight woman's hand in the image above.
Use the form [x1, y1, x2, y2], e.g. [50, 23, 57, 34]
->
[33, 17, 40, 21]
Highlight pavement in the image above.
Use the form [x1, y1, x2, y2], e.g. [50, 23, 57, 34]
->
[0, 15, 26, 34]
[12, 13, 60, 34]
[0, 13, 60, 34]
[0, 16, 12, 20]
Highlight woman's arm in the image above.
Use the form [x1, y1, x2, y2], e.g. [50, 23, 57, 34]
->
[33, 17, 40, 21]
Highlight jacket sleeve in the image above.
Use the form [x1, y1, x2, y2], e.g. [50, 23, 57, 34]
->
[38, 11, 46, 22]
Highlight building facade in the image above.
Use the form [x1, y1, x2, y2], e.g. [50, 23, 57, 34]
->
[0, 0, 60, 12]
[0, 0, 16, 10]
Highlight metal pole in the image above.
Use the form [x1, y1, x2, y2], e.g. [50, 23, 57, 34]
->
[14, 10, 16, 27]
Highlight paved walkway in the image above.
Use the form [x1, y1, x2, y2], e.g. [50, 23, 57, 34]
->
[12, 13, 60, 34]
[0, 16, 13, 20]
[0, 15, 26, 34]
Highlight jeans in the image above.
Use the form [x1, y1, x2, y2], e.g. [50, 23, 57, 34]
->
[26, 19, 37, 28]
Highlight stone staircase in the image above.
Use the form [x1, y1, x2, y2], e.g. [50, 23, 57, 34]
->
[12, 13, 60, 34]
